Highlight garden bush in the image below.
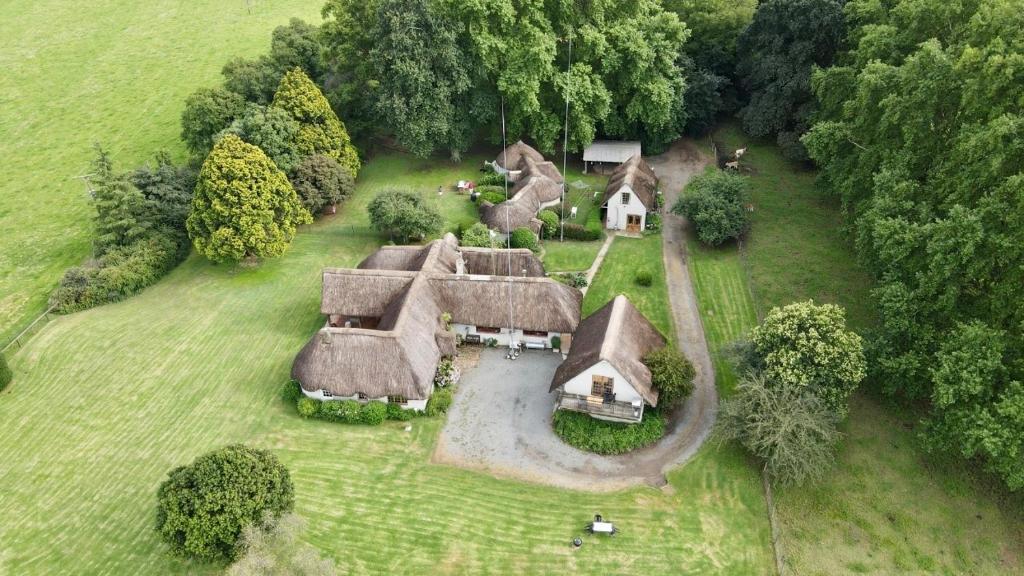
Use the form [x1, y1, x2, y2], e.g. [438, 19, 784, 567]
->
[634, 270, 653, 287]
[386, 402, 415, 421]
[643, 346, 695, 406]
[155, 444, 293, 562]
[561, 223, 601, 241]
[477, 172, 506, 186]
[537, 210, 559, 238]
[460, 222, 494, 248]
[0, 354, 12, 392]
[280, 379, 303, 404]
[552, 410, 666, 455]
[476, 188, 507, 205]
[551, 335, 562, 351]
[359, 401, 388, 425]
[296, 397, 319, 418]
[318, 399, 361, 423]
[426, 387, 453, 416]
[367, 188, 443, 242]
[645, 212, 662, 232]
[553, 272, 588, 289]
[509, 228, 539, 252]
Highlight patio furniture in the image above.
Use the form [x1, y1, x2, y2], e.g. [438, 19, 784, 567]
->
[570, 206, 578, 219]
[586, 514, 617, 536]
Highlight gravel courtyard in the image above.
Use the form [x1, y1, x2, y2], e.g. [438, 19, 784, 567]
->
[434, 347, 699, 491]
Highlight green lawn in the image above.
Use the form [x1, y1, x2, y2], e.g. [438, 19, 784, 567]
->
[582, 234, 674, 342]
[0, 152, 773, 575]
[688, 125, 1024, 574]
[0, 0, 325, 344]
[541, 239, 604, 272]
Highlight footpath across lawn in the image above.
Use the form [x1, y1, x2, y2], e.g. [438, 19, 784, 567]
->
[0, 151, 774, 575]
[690, 125, 1024, 575]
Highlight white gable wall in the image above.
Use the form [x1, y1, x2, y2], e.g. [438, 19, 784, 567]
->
[561, 360, 644, 405]
[603, 184, 648, 231]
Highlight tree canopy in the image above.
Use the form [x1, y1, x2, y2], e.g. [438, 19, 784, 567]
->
[737, 0, 845, 161]
[290, 154, 355, 215]
[155, 444, 294, 562]
[186, 135, 311, 263]
[181, 88, 247, 157]
[672, 170, 751, 246]
[751, 301, 865, 418]
[272, 68, 361, 177]
[801, 0, 1024, 489]
[643, 346, 696, 406]
[367, 189, 443, 243]
[220, 104, 303, 174]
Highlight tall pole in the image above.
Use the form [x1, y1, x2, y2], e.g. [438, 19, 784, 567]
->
[501, 98, 515, 350]
[560, 28, 573, 243]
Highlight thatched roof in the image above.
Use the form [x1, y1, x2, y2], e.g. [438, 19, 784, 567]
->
[460, 247, 546, 277]
[601, 155, 658, 210]
[430, 276, 582, 333]
[293, 234, 582, 399]
[495, 140, 544, 171]
[550, 294, 666, 406]
[480, 175, 562, 233]
[520, 157, 563, 183]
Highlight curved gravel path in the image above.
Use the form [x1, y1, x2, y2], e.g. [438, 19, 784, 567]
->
[433, 140, 716, 490]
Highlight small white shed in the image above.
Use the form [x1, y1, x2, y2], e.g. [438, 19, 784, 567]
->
[582, 141, 642, 173]
[600, 155, 658, 233]
[550, 295, 667, 423]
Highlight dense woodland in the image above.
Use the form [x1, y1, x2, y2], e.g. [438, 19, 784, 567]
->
[47, 0, 1024, 493]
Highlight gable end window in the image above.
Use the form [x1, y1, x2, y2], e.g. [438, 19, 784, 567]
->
[591, 375, 614, 397]
[621, 192, 630, 205]
[388, 395, 407, 404]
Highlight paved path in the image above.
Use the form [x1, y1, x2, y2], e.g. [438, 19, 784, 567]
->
[580, 234, 615, 296]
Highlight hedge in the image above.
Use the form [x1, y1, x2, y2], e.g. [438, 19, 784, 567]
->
[284, 380, 452, 423]
[561, 223, 601, 241]
[552, 409, 666, 455]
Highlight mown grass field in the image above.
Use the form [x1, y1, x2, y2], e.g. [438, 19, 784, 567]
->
[0, 0, 324, 344]
[688, 126, 1023, 574]
[582, 234, 675, 342]
[0, 152, 773, 575]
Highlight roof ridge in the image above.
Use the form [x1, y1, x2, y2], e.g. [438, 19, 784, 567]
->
[598, 295, 626, 361]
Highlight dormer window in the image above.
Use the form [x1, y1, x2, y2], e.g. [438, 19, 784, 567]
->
[621, 192, 630, 204]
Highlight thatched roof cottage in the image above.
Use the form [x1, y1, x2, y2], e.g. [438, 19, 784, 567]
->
[481, 141, 564, 235]
[550, 294, 666, 422]
[292, 234, 582, 410]
[601, 154, 658, 233]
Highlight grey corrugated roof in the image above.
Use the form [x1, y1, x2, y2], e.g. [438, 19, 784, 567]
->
[583, 141, 642, 164]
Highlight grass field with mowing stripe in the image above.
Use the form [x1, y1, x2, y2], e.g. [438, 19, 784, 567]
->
[0, 0, 324, 344]
[582, 234, 674, 342]
[693, 126, 1024, 575]
[1, 152, 774, 575]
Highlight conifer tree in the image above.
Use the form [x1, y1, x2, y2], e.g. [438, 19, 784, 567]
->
[272, 68, 360, 177]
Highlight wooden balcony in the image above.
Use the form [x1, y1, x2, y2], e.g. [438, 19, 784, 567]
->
[555, 391, 643, 423]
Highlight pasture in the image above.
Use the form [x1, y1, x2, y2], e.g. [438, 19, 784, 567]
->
[0, 152, 774, 575]
[685, 125, 1024, 574]
[0, 0, 324, 343]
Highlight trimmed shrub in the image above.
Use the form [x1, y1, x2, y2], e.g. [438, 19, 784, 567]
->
[0, 354, 12, 391]
[552, 410, 666, 455]
[296, 397, 319, 418]
[155, 445, 293, 562]
[426, 387, 453, 416]
[561, 223, 601, 241]
[434, 357, 456, 387]
[359, 401, 388, 425]
[318, 399, 361, 423]
[367, 189, 443, 243]
[509, 228, 539, 252]
[551, 335, 562, 351]
[280, 380, 302, 404]
[537, 210, 559, 238]
[643, 346, 695, 406]
[645, 212, 662, 232]
[634, 270, 653, 287]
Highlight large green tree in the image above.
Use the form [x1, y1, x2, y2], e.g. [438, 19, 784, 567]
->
[802, 0, 1024, 489]
[751, 301, 866, 418]
[672, 170, 751, 246]
[222, 18, 325, 105]
[367, 189, 443, 242]
[155, 444, 294, 562]
[89, 146, 152, 255]
[737, 0, 845, 161]
[717, 372, 841, 486]
[186, 135, 311, 263]
[219, 104, 303, 174]
[180, 88, 247, 157]
[272, 68, 360, 177]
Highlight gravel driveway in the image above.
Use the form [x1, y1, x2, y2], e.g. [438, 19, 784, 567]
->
[434, 140, 717, 491]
